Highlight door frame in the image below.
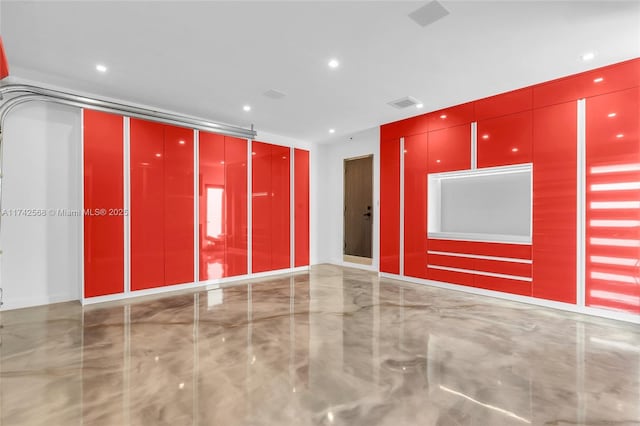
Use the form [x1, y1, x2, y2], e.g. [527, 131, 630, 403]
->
[343, 154, 374, 265]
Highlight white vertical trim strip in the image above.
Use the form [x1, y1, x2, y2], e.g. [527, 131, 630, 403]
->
[290, 147, 295, 268]
[247, 140, 253, 274]
[399, 137, 405, 276]
[577, 99, 586, 307]
[193, 130, 199, 283]
[471, 121, 477, 170]
[123, 116, 131, 294]
[80, 109, 85, 300]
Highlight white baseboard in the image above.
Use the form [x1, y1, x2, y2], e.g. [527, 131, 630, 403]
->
[1, 293, 79, 311]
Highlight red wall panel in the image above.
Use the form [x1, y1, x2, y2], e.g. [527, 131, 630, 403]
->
[380, 137, 400, 273]
[427, 268, 475, 287]
[533, 58, 640, 109]
[163, 125, 194, 285]
[427, 102, 475, 131]
[532, 101, 577, 303]
[427, 239, 532, 259]
[403, 133, 428, 278]
[251, 141, 290, 272]
[130, 118, 166, 291]
[473, 275, 531, 296]
[585, 87, 640, 314]
[83, 110, 124, 297]
[477, 110, 533, 168]
[251, 141, 272, 273]
[427, 124, 471, 173]
[224, 136, 248, 277]
[295, 149, 310, 267]
[271, 145, 291, 270]
[198, 132, 226, 280]
[475, 87, 533, 121]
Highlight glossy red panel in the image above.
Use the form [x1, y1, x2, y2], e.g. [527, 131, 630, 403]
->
[83, 109, 124, 297]
[427, 124, 471, 172]
[472, 258, 531, 278]
[224, 136, 248, 277]
[381, 115, 429, 140]
[271, 144, 291, 270]
[585, 87, 640, 314]
[427, 102, 475, 131]
[532, 101, 577, 303]
[403, 133, 428, 278]
[163, 125, 194, 285]
[198, 131, 226, 280]
[380, 137, 400, 273]
[473, 275, 531, 296]
[0, 36, 9, 79]
[477, 110, 533, 168]
[475, 87, 533, 121]
[130, 118, 165, 290]
[427, 239, 532, 259]
[427, 268, 475, 287]
[533, 58, 640, 108]
[427, 253, 474, 270]
[251, 141, 272, 273]
[294, 149, 310, 267]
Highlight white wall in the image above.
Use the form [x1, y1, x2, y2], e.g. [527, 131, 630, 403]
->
[311, 127, 380, 269]
[1, 101, 82, 309]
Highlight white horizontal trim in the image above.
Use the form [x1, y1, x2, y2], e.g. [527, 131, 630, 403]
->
[427, 250, 532, 264]
[427, 265, 532, 282]
[378, 273, 640, 324]
[428, 233, 532, 244]
[1, 292, 79, 311]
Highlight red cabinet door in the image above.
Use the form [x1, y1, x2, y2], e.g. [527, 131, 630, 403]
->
[585, 87, 640, 314]
[83, 109, 124, 297]
[270, 145, 291, 270]
[475, 87, 532, 121]
[130, 118, 166, 291]
[163, 125, 194, 286]
[294, 148, 310, 267]
[427, 124, 471, 173]
[380, 137, 400, 274]
[224, 136, 248, 277]
[532, 101, 577, 303]
[251, 141, 273, 273]
[477, 110, 533, 168]
[403, 133, 428, 279]
[198, 131, 226, 280]
[427, 102, 475, 131]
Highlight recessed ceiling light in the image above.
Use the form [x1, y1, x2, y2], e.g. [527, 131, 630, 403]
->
[608, 113, 617, 118]
[243, 105, 251, 112]
[593, 77, 604, 83]
[329, 128, 335, 134]
[95, 64, 107, 73]
[416, 103, 424, 109]
[440, 114, 447, 119]
[328, 58, 339, 68]
[581, 52, 595, 61]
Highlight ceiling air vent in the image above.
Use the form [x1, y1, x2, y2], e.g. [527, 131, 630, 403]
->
[263, 89, 286, 100]
[409, 1, 450, 28]
[388, 96, 420, 109]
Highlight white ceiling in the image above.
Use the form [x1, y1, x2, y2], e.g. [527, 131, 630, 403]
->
[2, 1, 639, 144]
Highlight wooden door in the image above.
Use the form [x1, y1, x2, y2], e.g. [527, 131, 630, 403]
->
[344, 155, 373, 258]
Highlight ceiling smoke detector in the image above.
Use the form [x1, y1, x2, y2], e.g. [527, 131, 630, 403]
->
[263, 89, 287, 100]
[388, 96, 421, 109]
[409, 1, 450, 28]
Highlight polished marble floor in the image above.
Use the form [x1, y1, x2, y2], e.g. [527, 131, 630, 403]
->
[1, 264, 639, 426]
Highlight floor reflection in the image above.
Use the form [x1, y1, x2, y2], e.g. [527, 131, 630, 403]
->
[1, 265, 639, 425]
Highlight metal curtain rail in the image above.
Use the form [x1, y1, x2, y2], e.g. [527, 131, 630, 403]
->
[0, 83, 257, 312]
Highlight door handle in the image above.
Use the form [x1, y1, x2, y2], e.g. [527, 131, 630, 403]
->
[363, 212, 371, 217]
